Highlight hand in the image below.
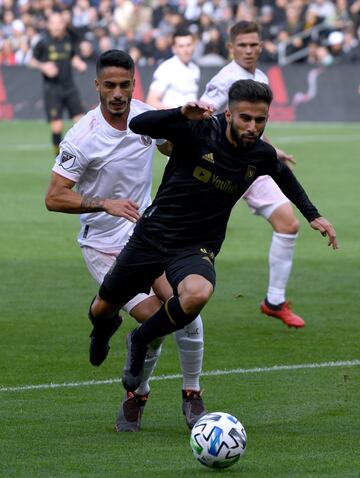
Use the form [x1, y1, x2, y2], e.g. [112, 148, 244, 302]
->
[276, 147, 296, 169]
[72, 56, 87, 73]
[103, 198, 140, 222]
[42, 62, 58, 77]
[310, 217, 338, 250]
[181, 101, 215, 120]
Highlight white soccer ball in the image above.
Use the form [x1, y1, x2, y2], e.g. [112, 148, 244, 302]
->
[190, 412, 247, 469]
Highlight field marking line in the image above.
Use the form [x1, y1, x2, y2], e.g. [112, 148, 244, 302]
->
[1, 359, 359, 393]
[0, 134, 359, 152]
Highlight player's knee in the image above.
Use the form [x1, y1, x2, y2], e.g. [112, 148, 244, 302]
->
[181, 285, 213, 314]
[278, 215, 300, 235]
[91, 295, 119, 319]
[270, 205, 300, 234]
[129, 296, 163, 323]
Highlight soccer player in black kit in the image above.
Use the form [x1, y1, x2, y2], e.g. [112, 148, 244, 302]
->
[88, 79, 338, 396]
[30, 12, 87, 155]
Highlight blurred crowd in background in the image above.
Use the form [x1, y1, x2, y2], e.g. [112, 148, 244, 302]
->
[1, 0, 360, 67]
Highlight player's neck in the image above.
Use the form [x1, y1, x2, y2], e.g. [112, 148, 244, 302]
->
[237, 61, 256, 75]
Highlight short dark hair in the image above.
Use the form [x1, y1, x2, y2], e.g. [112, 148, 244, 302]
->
[96, 49, 134, 77]
[172, 28, 193, 43]
[228, 80, 273, 109]
[229, 21, 261, 42]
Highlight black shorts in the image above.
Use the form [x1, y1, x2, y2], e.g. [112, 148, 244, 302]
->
[99, 233, 216, 305]
[43, 84, 84, 121]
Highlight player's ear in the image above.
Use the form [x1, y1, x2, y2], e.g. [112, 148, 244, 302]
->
[95, 79, 100, 92]
[224, 109, 232, 124]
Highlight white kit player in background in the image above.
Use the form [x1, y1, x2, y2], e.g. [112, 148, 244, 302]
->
[146, 28, 200, 109]
[200, 21, 305, 328]
[45, 50, 206, 432]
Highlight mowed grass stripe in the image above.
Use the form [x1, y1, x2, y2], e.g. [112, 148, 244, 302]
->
[1, 359, 359, 393]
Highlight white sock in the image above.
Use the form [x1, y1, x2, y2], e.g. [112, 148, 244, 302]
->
[135, 336, 165, 396]
[267, 232, 298, 305]
[174, 315, 204, 391]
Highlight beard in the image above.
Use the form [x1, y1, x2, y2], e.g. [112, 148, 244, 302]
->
[100, 93, 130, 117]
[229, 121, 264, 148]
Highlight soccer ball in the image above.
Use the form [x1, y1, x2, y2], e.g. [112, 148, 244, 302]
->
[190, 412, 247, 469]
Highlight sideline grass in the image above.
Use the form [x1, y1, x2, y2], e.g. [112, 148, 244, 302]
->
[0, 121, 359, 477]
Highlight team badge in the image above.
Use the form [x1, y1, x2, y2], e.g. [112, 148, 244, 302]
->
[202, 152, 214, 163]
[140, 135, 152, 146]
[205, 85, 218, 98]
[245, 165, 257, 182]
[60, 150, 76, 170]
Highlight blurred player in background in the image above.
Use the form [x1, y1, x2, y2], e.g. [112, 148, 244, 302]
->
[146, 28, 200, 109]
[30, 12, 87, 155]
[45, 50, 206, 432]
[200, 21, 305, 328]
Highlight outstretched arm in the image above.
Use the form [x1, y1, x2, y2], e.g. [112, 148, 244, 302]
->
[269, 162, 338, 250]
[180, 101, 215, 120]
[45, 172, 140, 222]
[129, 102, 215, 141]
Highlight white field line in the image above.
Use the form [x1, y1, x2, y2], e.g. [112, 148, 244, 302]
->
[0, 134, 359, 152]
[1, 359, 359, 393]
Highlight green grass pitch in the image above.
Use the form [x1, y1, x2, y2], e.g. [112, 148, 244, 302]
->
[0, 120, 359, 477]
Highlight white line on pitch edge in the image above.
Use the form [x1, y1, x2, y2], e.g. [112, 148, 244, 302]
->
[0, 134, 359, 152]
[0, 359, 359, 393]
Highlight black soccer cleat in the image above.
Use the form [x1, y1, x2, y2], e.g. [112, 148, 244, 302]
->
[122, 329, 148, 392]
[182, 389, 207, 429]
[89, 314, 123, 366]
[115, 391, 149, 432]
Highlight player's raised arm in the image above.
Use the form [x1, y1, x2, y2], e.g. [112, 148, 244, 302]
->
[180, 101, 215, 120]
[129, 102, 214, 141]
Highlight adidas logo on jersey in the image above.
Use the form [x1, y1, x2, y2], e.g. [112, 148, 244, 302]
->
[202, 152, 214, 163]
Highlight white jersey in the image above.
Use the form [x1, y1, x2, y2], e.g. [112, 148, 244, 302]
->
[52, 99, 157, 253]
[200, 60, 268, 113]
[149, 55, 200, 107]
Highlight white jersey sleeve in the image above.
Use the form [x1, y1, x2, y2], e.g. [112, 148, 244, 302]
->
[200, 76, 229, 112]
[53, 140, 88, 183]
[149, 61, 172, 96]
[200, 61, 269, 113]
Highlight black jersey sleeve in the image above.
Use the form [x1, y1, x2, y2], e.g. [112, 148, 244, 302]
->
[32, 37, 47, 62]
[129, 107, 192, 142]
[270, 161, 321, 222]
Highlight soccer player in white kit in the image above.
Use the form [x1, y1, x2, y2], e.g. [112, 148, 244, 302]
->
[200, 21, 305, 328]
[45, 50, 206, 432]
[146, 28, 200, 109]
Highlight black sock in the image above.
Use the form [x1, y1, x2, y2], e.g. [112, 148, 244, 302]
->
[52, 133, 62, 156]
[133, 296, 198, 346]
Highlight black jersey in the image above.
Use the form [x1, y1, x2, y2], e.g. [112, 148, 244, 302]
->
[33, 32, 77, 88]
[130, 108, 320, 255]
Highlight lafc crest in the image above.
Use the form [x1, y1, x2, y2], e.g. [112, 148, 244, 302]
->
[245, 165, 256, 182]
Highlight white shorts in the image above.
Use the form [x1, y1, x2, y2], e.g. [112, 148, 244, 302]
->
[242, 175, 290, 219]
[81, 246, 155, 314]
